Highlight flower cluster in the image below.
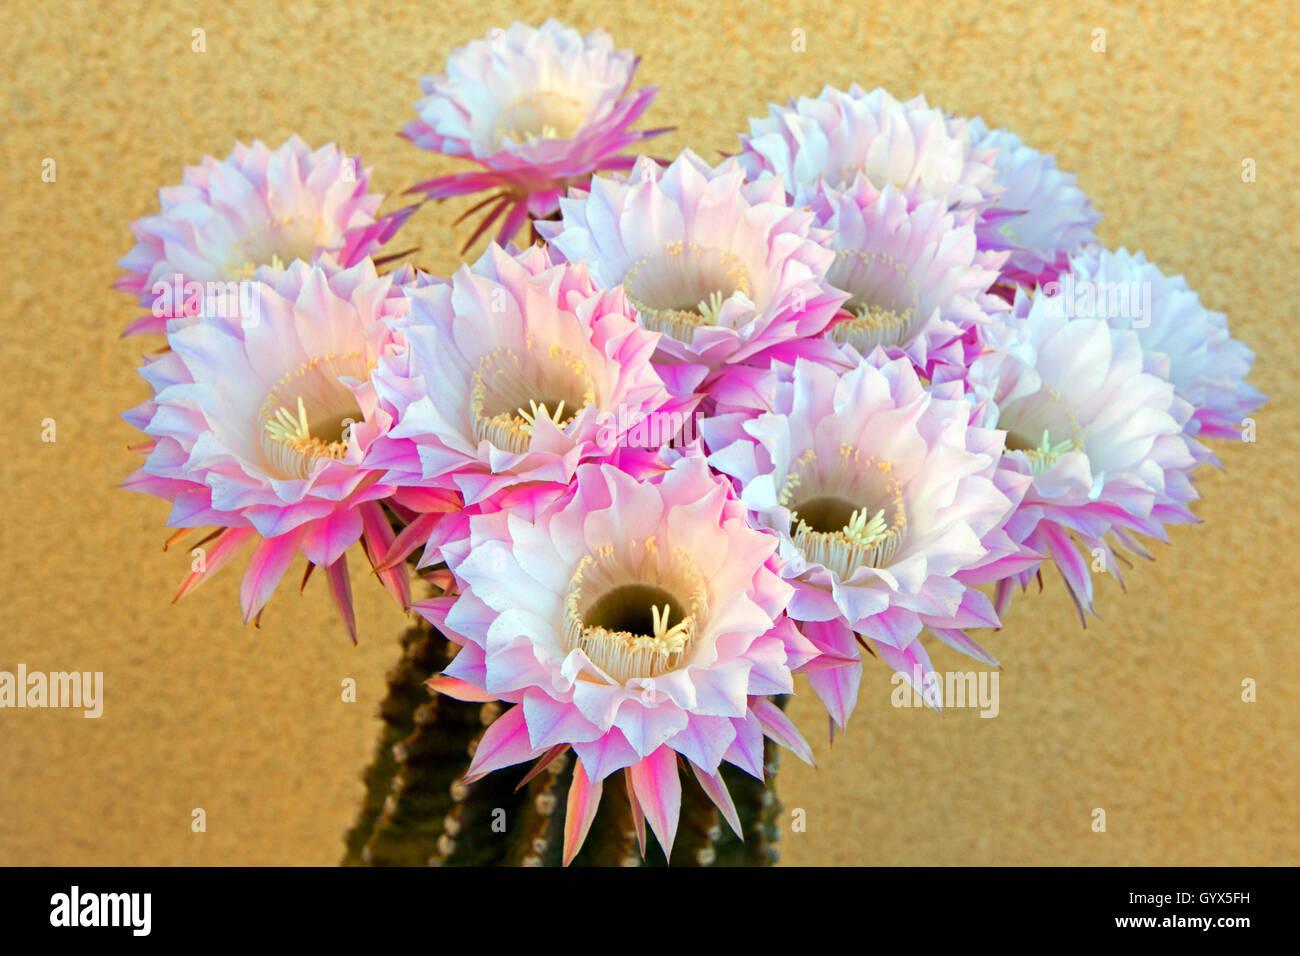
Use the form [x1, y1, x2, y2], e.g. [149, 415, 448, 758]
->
[117, 20, 1265, 863]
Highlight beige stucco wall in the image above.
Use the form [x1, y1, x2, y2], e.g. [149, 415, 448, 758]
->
[1, 0, 1294, 865]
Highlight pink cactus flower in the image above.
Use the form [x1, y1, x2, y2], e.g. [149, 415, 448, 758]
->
[537, 151, 848, 402]
[121, 259, 414, 638]
[701, 350, 1033, 729]
[1056, 246, 1265, 446]
[404, 19, 667, 250]
[116, 135, 415, 337]
[805, 176, 1008, 380]
[966, 287, 1204, 622]
[365, 243, 692, 549]
[738, 85, 1000, 215]
[964, 117, 1102, 291]
[418, 455, 820, 863]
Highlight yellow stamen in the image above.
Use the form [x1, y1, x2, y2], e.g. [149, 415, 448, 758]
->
[1020, 429, 1078, 476]
[229, 252, 287, 282]
[515, 399, 568, 429]
[650, 603, 691, 646]
[522, 124, 561, 144]
[841, 508, 889, 548]
[264, 396, 311, 444]
[695, 290, 727, 324]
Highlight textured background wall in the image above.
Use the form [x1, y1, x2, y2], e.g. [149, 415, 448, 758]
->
[0, 0, 1294, 865]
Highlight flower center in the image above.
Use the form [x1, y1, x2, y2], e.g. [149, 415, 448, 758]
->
[1004, 428, 1081, 476]
[470, 344, 595, 454]
[495, 91, 586, 146]
[225, 214, 328, 280]
[563, 538, 708, 683]
[826, 249, 926, 352]
[780, 446, 906, 577]
[228, 253, 286, 283]
[998, 387, 1084, 476]
[259, 352, 367, 480]
[623, 241, 752, 343]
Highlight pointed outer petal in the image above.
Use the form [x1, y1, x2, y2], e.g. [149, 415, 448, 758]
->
[411, 595, 456, 634]
[723, 711, 766, 779]
[665, 714, 736, 773]
[929, 627, 1000, 668]
[787, 583, 847, 622]
[163, 526, 198, 552]
[855, 603, 922, 649]
[445, 646, 493, 698]
[947, 586, 1002, 631]
[459, 196, 511, 254]
[423, 510, 473, 568]
[654, 360, 710, 399]
[682, 662, 751, 718]
[122, 312, 166, 337]
[626, 747, 681, 863]
[239, 527, 306, 623]
[452, 190, 509, 227]
[324, 556, 357, 644]
[424, 674, 497, 702]
[1097, 539, 1128, 591]
[1041, 521, 1093, 625]
[495, 198, 532, 245]
[403, 170, 504, 199]
[360, 502, 412, 610]
[691, 763, 744, 841]
[873, 638, 943, 713]
[956, 544, 1044, 586]
[522, 689, 604, 750]
[775, 615, 824, 672]
[392, 485, 463, 513]
[614, 698, 691, 756]
[299, 507, 364, 569]
[798, 652, 859, 673]
[462, 704, 541, 783]
[339, 203, 419, 266]
[751, 698, 815, 767]
[799, 615, 858, 657]
[571, 727, 641, 782]
[994, 576, 1016, 617]
[562, 760, 604, 867]
[374, 511, 444, 573]
[1111, 525, 1154, 561]
[806, 658, 863, 732]
[173, 527, 256, 601]
[797, 618, 863, 729]
[515, 744, 571, 792]
[706, 364, 782, 408]
[625, 770, 647, 858]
